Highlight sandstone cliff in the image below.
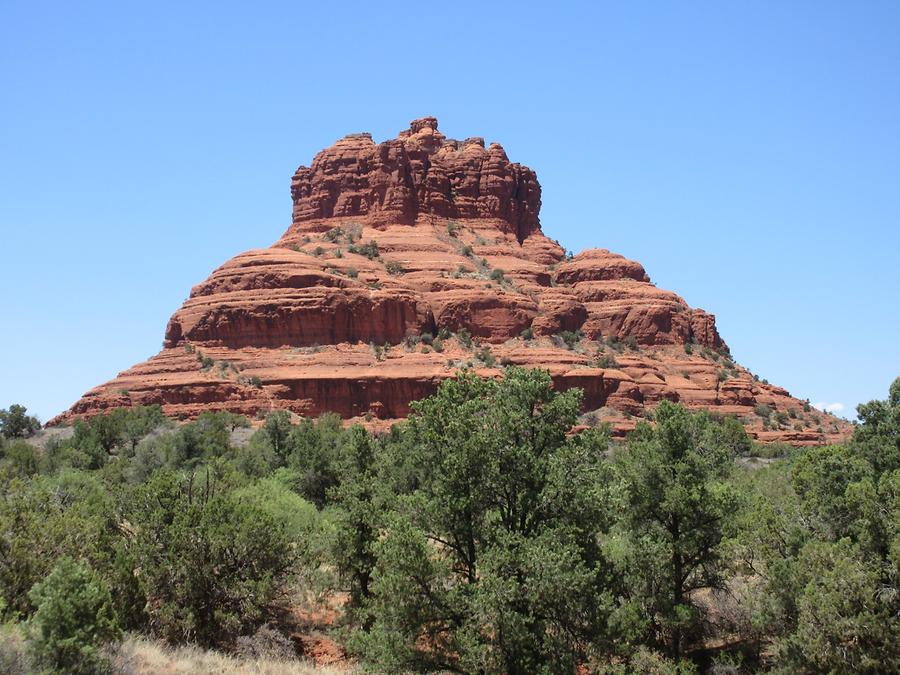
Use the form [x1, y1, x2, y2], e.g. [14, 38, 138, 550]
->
[55, 118, 851, 444]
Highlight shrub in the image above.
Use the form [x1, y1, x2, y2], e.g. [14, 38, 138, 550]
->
[606, 336, 624, 352]
[354, 369, 612, 672]
[349, 240, 379, 259]
[520, 326, 534, 341]
[324, 226, 343, 242]
[683, 342, 694, 355]
[129, 471, 294, 647]
[385, 260, 404, 275]
[556, 330, 582, 349]
[0, 441, 39, 479]
[754, 403, 772, 418]
[456, 329, 474, 349]
[717, 370, 729, 382]
[446, 221, 460, 237]
[313, 246, 324, 257]
[345, 267, 359, 279]
[489, 268, 505, 282]
[234, 624, 296, 661]
[476, 345, 496, 366]
[461, 244, 474, 257]
[595, 354, 619, 369]
[624, 335, 639, 350]
[0, 404, 41, 439]
[27, 558, 121, 675]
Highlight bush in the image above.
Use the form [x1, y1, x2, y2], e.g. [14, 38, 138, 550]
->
[27, 558, 121, 675]
[683, 342, 694, 355]
[0, 441, 39, 479]
[456, 329, 473, 349]
[349, 240, 379, 259]
[354, 369, 612, 672]
[385, 260, 404, 275]
[754, 403, 772, 418]
[520, 326, 534, 340]
[0, 405, 40, 439]
[234, 624, 296, 661]
[556, 330, 582, 349]
[489, 268, 505, 282]
[129, 471, 294, 647]
[476, 345, 496, 366]
[595, 354, 619, 369]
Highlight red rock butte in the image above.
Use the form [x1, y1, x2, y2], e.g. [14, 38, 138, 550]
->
[55, 117, 850, 444]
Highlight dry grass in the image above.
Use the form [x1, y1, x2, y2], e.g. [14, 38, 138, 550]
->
[112, 635, 350, 674]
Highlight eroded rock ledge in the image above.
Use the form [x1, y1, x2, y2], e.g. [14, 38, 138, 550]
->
[55, 118, 851, 445]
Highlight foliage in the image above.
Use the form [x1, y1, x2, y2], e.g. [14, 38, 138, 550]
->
[128, 469, 294, 646]
[610, 401, 741, 658]
[352, 369, 615, 673]
[2, 376, 898, 672]
[285, 414, 346, 508]
[733, 377, 900, 672]
[348, 240, 379, 259]
[327, 426, 381, 619]
[0, 470, 137, 622]
[556, 329, 583, 349]
[27, 557, 121, 674]
[0, 404, 40, 439]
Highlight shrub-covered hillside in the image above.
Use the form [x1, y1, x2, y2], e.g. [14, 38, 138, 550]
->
[0, 370, 897, 673]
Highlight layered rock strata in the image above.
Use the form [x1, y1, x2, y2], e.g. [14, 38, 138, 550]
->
[55, 118, 851, 445]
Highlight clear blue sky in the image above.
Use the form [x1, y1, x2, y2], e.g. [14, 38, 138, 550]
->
[1, 1, 898, 423]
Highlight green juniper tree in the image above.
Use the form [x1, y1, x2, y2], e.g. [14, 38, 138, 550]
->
[736, 377, 900, 672]
[610, 400, 741, 658]
[352, 368, 614, 673]
[27, 557, 121, 675]
[0, 404, 40, 439]
[128, 468, 294, 646]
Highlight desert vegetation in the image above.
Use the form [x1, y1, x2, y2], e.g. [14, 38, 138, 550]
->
[0, 374, 897, 673]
